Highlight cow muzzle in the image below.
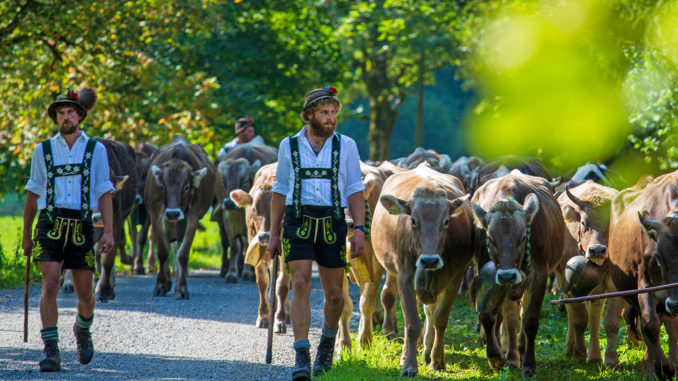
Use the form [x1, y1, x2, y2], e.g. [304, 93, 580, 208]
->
[164, 208, 185, 221]
[585, 244, 608, 266]
[416, 254, 443, 270]
[666, 298, 678, 315]
[257, 231, 271, 247]
[495, 268, 524, 285]
[92, 212, 104, 228]
[223, 198, 239, 211]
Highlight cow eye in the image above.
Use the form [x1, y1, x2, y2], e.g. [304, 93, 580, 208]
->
[410, 217, 418, 227]
[580, 220, 587, 231]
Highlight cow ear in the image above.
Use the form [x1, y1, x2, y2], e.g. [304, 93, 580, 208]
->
[230, 189, 253, 207]
[448, 194, 469, 218]
[114, 175, 129, 192]
[192, 167, 208, 188]
[471, 201, 488, 230]
[151, 165, 163, 186]
[638, 211, 664, 241]
[380, 194, 410, 215]
[250, 160, 262, 177]
[523, 193, 540, 224]
[561, 203, 579, 223]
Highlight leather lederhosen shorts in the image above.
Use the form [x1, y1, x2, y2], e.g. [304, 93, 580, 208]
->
[282, 205, 347, 269]
[32, 208, 96, 271]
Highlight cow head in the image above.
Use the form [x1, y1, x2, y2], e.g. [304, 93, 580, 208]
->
[380, 188, 468, 271]
[561, 186, 612, 266]
[639, 210, 678, 314]
[231, 184, 273, 247]
[134, 151, 152, 205]
[151, 161, 208, 222]
[472, 194, 539, 285]
[218, 158, 261, 210]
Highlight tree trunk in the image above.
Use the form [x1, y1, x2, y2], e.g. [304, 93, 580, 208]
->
[368, 98, 398, 161]
[415, 54, 425, 149]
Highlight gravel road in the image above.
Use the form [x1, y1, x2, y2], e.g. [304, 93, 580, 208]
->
[0, 267, 361, 380]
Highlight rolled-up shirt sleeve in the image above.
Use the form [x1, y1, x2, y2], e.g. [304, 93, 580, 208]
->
[344, 138, 366, 197]
[25, 144, 46, 196]
[272, 138, 291, 196]
[91, 142, 115, 201]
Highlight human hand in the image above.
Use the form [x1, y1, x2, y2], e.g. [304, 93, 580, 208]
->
[267, 235, 282, 259]
[22, 234, 34, 257]
[349, 229, 364, 258]
[99, 232, 115, 254]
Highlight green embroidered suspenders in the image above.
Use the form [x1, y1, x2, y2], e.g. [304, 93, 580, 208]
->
[289, 133, 342, 220]
[42, 139, 97, 225]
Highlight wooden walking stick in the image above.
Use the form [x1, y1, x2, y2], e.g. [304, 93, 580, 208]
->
[24, 249, 31, 342]
[551, 281, 678, 305]
[265, 255, 279, 364]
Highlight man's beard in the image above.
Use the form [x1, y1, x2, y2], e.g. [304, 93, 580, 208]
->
[309, 117, 335, 138]
[59, 122, 78, 135]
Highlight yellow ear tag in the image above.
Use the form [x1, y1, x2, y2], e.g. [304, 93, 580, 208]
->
[389, 205, 399, 215]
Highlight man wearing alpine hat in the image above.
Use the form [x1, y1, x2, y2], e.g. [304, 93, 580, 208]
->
[22, 87, 115, 371]
[268, 86, 365, 380]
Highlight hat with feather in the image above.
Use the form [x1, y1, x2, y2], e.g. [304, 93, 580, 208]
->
[47, 87, 97, 124]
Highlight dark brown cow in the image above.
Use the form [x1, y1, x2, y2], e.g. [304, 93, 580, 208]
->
[555, 181, 621, 364]
[215, 144, 277, 283]
[608, 170, 678, 380]
[470, 155, 552, 195]
[91, 138, 137, 302]
[128, 142, 158, 274]
[145, 136, 217, 299]
[230, 163, 291, 332]
[371, 163, 474, 376]
[471, 171, 564, 378]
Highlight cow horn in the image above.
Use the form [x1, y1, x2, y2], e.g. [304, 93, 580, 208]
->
[566, 186, 587, 210]
[638, 211, 667, 236]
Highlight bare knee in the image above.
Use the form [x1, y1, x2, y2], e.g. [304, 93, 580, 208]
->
[293, 276, 311, 296]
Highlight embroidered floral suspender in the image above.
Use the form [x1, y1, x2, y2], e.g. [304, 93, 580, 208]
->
[42, 139, 97, 224]
[289, 134, 342, 220]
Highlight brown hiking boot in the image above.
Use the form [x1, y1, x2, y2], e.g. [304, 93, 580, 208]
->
[312, 335, 336, 376]
[73, 323, 94, 364]
[292, 347, 311, 381]
[39, 340, 60, 372]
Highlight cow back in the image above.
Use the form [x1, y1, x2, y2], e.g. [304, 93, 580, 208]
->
[95, 138, 137, 219]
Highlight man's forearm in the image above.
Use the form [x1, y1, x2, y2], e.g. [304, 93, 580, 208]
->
[99, 192, 114, 233]
[22, 192, 39, 238]
[269, 192, 287, 237]
[347, 191, 365, 226]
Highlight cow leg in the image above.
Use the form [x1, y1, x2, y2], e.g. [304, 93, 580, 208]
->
[174, 219, 197, 300]
[62, 269, 74, 294]
[381, 272, 399, 340]
[225, 234, 243, 284]
[662, 314, 678, 370]
[603, 296, 623, 367]
[358, 278, 381, 348]
[217, 221, 229, 278]
[128, 213, 141, 274]
[95, 243, 117, 302]
[587, 299, 605, 362]
[519, 276, 548, 378]
[479, 310, 505, 371]
[429, 284, 461, 371]
[254, 259, 270, 328]
[423, 303, 435, 366]
[146, 225, 156, 273]
[623, 302, 643, 346]
[336, 276, 353, 356]
[275, 256, 291, 333]
[564, 302, 587, 360]
[397, 270, 420, 377]
[117, 228, 133, 266]
[500, 300, 520, 369]
[637, 291, 674, 380]
[153, 218, 171, 296]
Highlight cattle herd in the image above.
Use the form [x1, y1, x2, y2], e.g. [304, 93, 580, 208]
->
[62, 136, 678, 380]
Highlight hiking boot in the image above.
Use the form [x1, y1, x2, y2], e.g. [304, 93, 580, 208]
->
[312, 335, 336, 376]
[73, 323, 94, 364]
[292, 347, 311, 381]
[39, 340, 60, 372]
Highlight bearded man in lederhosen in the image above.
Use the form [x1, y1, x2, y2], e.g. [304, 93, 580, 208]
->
[268, 86, 366, 381]
[22, 87, 115, 372]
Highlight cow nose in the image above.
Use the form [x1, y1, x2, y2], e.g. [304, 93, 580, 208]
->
[666, 298, 678, 315]
[223, 198, 238, 210]
[416, 254, 443, 270]
[586, 244, 608, 259]
[496, 269, 522, 285]
[257, 232, 270, 246]
[346, 218, 354, 229]
[164, 208, 184, 221]
[92, 212, 103, 228]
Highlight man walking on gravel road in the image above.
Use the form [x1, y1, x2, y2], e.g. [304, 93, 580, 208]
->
[267, 85, 365, 381]
[22, 87, 115, 372]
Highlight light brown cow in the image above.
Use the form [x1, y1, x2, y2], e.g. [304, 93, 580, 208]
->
[215, 144, 277, 283]
[230, 163, 291, 332]
[608, 170, 678, 380]
[555, 181, 622, 364]
[471, 171, 564, 378]
[371, 163, 474, 377]
[145, 136, 218, 299]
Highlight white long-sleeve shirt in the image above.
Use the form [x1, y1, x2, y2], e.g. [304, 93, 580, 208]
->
[273, 126, 365, 207]
[25, 131, 115, 211]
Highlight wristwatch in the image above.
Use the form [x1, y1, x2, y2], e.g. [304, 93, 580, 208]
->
[354, 225, 366, 233]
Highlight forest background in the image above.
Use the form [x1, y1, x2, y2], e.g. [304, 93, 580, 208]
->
[2, 0, 678, 202]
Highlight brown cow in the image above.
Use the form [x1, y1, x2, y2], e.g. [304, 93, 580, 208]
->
[129, 142, 157, 274]
[471, 170, 564, 378]
[90, 138, 137, 302]
[608, 170, 678, 380]
[145, 136, 218, 299]
[215, 144, 277, 283]
[371, 163, 474, 377]
[555, 181, 622, 364]
[230, 163, 291, 332]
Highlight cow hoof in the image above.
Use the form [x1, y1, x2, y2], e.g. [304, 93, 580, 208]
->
[256, 318, 268, 329]
[488, 357, 506, 372]
[153, 287, 167, 297]
[135, 267, 145, 275]
[430, 361, 445, 371]
[219, 268, 227, 278]
[242, 271, 256, 282]
[225, 274, 238, 284]
[274, 322, 286, 334]
[96, 290, 115, 303]
[62, 284, 74, 294]
[400, 369, 417, 378]
[175, 292, 189, 300]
